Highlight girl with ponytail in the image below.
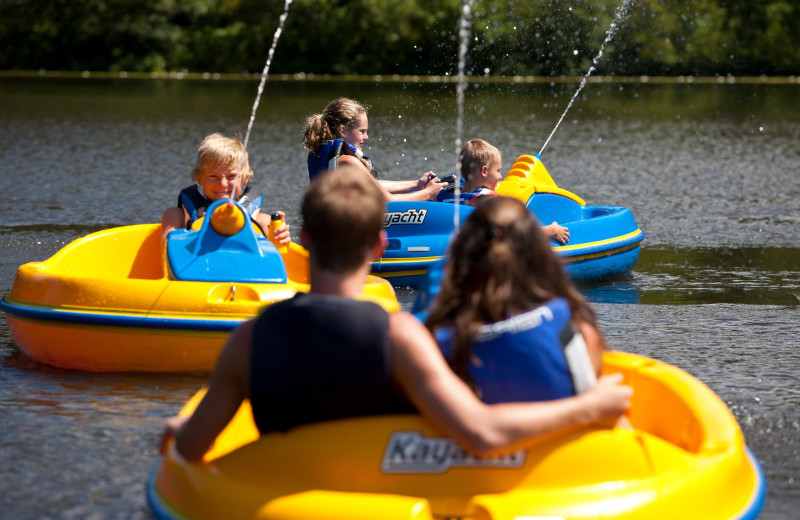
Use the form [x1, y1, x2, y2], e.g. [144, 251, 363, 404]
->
[302, 97, 447, 201]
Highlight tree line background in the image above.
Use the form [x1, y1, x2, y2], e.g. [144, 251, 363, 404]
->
[1, 0, 798, 77]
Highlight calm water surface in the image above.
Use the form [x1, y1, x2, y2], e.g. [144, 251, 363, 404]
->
[1, 78, 798, 519]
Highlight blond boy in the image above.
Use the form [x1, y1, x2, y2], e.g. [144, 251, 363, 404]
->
[161, 133, 290, 244]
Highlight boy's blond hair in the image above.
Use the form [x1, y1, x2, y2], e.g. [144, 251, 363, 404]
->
[191, 133, 254, 184]
[302, 166, 385, 274]
[459, 138, 502, 181]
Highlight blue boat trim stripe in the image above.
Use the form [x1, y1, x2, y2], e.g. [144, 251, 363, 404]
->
[373, 235, 644, 274]
[146, 459, 180, 520]
[379, 269, 429, 279]
[559, 242, 642, 264]
[735, 448, 767, 520]
[553, 229, 645, 259]
[377, 255, 444, 265]
[0, 298, 242, 332]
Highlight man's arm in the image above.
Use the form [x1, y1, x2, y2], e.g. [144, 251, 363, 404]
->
[164, 320, 254, 460]
[389, 312, 631, 455]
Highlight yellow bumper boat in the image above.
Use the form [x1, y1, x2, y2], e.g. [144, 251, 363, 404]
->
[0, 201, 398, 372]
[148, 351, 765, 519]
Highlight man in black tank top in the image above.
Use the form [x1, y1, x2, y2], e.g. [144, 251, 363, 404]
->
[250, 292, 414, 433]
[162, 166, 632, 461]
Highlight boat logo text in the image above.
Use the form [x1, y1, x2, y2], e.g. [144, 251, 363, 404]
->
[384, 209, 427, 227]
[381, 431, 526, 473]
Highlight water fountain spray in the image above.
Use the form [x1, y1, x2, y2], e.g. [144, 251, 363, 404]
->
[453, 0, 476, 230]
[538, 0, 635, 157]
[234, 0, 294, 200]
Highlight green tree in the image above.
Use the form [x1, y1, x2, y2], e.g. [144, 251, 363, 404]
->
[1, 0, 798, 75]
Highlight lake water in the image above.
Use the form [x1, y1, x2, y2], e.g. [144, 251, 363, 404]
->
[0, 77, 798, 519]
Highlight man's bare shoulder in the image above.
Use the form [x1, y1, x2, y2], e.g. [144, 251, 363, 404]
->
[388, 310, 427, 340]
[226, 319, 255, 353]
[388, 311, 442, 362]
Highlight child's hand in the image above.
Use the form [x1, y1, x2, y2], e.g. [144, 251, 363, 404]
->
[423, 179, 448, 201]
[271, 211, 292, 246]
[544, 222, 570, 244]
[416, 171, 438, 190]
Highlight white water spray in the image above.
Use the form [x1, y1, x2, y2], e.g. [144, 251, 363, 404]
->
[233, 0, 293, 200]
[243, 0, 293, 151]
[538, 0, 635, 156]
[453, 0, 475, 230]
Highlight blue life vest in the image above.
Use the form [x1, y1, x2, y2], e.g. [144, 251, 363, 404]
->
[307, 139, 377, 181]
[436, 186, 495, 205]
[178, 185, 263, 228]
[434, 298, 579, 404]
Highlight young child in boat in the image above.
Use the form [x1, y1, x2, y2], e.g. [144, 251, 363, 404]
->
[302, 97, 448, 201]
[439, 138, 570, 244]
[161, 165, 631, 461]
[161, 132, 291, 244]
[425, 195, 606, 404]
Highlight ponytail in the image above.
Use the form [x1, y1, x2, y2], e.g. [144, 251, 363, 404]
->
[302, 113, 334, 154]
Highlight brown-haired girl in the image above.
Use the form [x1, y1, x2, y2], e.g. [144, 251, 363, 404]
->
[425, 196, 605, 403]
[302, 97, 446, 201]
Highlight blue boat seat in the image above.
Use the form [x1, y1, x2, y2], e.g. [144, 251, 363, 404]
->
[166, 200, 288, 284]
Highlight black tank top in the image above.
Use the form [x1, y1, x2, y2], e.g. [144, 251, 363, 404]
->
[250, 292, 414, 433]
